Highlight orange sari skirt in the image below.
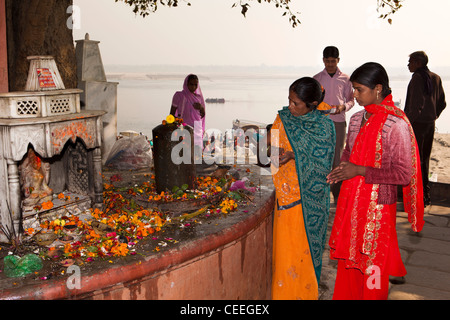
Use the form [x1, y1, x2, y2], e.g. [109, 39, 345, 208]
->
[271, 115, 318, 300]
[272, 200, 319, 300]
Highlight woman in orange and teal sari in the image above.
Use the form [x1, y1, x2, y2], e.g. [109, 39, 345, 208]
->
[270, 77, 336, 300]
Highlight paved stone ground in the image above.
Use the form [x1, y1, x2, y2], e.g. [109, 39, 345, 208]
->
[319, 199, 450, 300]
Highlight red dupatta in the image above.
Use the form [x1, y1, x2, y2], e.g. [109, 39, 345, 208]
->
[329, 95, 424, 273]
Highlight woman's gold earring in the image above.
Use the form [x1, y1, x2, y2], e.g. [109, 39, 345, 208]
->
[377, 91, 380, 100]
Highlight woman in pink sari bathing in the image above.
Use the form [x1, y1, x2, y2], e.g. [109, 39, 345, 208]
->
[170, 74, 206, 154]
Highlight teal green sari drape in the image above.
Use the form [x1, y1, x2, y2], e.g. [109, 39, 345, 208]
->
[278, 107, 336, 282]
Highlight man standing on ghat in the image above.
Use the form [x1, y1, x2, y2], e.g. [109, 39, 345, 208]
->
[404, 51, 446, 207]
[314, 46, 354, 203]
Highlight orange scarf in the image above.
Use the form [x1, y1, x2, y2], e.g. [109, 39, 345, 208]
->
[330, 95, 424, 273]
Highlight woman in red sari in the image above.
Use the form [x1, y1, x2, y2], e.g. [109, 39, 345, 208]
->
[327, 62, 424, 300]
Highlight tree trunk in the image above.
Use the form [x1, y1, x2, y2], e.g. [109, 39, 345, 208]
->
[6, 0, 77, 91]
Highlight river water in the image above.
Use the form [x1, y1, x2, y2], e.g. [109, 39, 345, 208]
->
[108, 66, 450, 139]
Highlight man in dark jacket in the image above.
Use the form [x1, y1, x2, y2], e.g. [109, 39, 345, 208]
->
[405, 51, 446, 206]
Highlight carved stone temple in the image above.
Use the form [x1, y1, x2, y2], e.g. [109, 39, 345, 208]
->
[0, 56, 105, 242]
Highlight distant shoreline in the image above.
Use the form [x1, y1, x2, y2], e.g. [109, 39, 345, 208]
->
[105, 64, 450, 80]
[106, 72, 315, 81]
[107, 73, 186, 81]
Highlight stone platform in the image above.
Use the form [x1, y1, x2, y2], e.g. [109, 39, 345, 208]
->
[1, 163, 449, 300]
[0, 164, 275, 300]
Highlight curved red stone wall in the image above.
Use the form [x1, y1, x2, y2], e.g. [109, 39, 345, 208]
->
[0, 191, 275, 300]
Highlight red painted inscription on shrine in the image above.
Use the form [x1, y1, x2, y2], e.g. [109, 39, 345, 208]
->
[50, 119, 96, 154]
[36, 68, 56, 88]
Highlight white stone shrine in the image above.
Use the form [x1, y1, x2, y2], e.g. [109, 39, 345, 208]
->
[0, 56, 105, 242]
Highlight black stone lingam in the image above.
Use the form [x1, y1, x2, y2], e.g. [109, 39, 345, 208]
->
[152, 122, 196, 193]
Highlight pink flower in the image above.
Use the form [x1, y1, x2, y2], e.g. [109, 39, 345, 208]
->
[230, 180, 246, 191]
[230, 180, 256, 193]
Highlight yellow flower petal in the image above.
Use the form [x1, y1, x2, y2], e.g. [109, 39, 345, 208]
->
[166, 114, 175, 124]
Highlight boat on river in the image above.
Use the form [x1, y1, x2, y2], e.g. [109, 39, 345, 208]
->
[206, 98, 226, 104]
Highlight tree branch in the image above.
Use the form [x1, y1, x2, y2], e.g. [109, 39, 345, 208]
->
[114, 0, 405, 27]
[234, 0, 301, 28]
[377, 0, 404, 24]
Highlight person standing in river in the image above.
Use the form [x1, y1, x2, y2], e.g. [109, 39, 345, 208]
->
[170, 74, 206, 155]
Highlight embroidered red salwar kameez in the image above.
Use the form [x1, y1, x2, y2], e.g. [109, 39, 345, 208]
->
[329, 95, 424, 300]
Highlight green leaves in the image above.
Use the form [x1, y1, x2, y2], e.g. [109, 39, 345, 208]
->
[241, 3, 249, 17]
[115, 0, 192, 17]
[114, 0, 405, 28]
[233, 0, 301, 28]
[172, 184, 189, 198]
[377, 0, 404, 24]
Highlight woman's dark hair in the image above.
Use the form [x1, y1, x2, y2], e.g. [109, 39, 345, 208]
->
[289, 77, 325, 110]
[350, 62, 392, 98]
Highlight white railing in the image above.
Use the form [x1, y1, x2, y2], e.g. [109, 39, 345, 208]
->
[0, 89, 82, 118]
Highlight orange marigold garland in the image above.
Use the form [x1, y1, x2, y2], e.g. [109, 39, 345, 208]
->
[33, 170, 248, 264]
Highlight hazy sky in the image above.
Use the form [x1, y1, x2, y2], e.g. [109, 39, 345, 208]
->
[72, 0, 450, 70]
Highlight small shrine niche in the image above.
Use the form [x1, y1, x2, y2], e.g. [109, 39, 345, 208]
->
[18, 139, 97, 213]
[19, 148, 53, 210]
[0, 56, 105, 242]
